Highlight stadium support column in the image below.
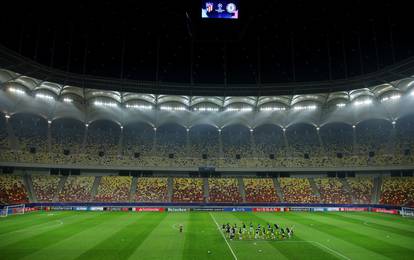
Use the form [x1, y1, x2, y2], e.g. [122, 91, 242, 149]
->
[152, 127, 157, 156]
[5, 116, 18, 150]
[282, 128, 289, 156]
[186, 128, 190, 157]
[250, 129, 256, 158]
[316, 127, 325, 154]
[352, 125, 357, 154]
[47, 121, 52, 153]
[218, 129, 224, 158]
[389, 121, 397, 154]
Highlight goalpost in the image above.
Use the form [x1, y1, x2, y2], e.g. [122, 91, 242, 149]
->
[400, 207, 414, 217]
[0, 204, 26, 217]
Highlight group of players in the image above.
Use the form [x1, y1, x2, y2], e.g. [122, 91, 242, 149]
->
[222, 222, 294, 241]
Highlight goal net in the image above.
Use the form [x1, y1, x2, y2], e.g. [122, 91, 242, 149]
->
[400, 207, 414, 217]
[0, 204, 26, 217]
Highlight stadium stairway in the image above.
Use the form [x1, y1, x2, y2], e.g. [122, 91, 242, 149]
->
[23, 174, 36, 203]
[47, 126, 52, 153]
[53, 175, 67, 202]
[90, 176, 101, 201]
[273, 178, 284, 202]
[167, 177, 173, 203]
[129, 176, 138, 201]
[5, 120, 18, 150]
[203, 178, 209, 203]
[341, 178, 356, 204]
[237, 177, 246, 203]
[308, 178, 321, 202]
[372, 176, 382, 204]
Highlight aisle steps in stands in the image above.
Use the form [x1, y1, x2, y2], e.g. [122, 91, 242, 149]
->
[117, 131, 123, 155]
[23, 174, 36, 203]
[167, 177, 173, 203]
[237, 177, 246, 203]
[5, 119, 18, 150]
[47, 126, 52, 153]
[340, 178, 356, 204]
[372, 176, 382, 204]
[53, 175, 67, 202]
[308, 178, 321, 202]
[129, 176, 138, 201]
[273, 178, 284, 202]
[204, 178, 209, 203]
[90, 176, 101, 201]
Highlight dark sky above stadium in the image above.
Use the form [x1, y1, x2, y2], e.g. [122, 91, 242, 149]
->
[1, 0, 413, 86]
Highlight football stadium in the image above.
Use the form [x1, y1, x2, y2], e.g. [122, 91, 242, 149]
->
[0, 1, 413, 259]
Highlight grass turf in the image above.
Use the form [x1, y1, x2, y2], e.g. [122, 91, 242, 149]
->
[0, 211, 413, 260]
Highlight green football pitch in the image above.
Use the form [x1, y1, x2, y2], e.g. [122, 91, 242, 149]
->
[0, 211, 413, 260]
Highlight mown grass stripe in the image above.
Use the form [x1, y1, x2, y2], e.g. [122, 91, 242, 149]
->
[300, 213, 414, 259]
[0, 212, 110, 259]
[325, 212, 414, 239]
[126, 212, 190, 260]
[22, 212, 141, 260]
[231, 212, 339, 260]
[75, 212, 167, 260]
[255, 212, 387, 260]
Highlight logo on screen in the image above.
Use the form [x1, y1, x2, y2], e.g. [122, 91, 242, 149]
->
[216, 3, 224, 13]
[206, 2, 214, 13]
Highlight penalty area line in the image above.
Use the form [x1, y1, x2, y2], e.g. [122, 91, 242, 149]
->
[209, 212, 238, 260]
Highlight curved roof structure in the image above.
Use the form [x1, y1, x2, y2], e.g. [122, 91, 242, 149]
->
[1, 65, 414, 130]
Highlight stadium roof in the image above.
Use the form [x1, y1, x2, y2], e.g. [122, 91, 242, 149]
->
[0, 1, 413, 96]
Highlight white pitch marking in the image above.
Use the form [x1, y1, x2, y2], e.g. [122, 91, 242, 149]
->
[209, 212, 238, 260]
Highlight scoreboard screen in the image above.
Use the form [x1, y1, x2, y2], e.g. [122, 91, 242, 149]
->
[201, 0, 239, 19]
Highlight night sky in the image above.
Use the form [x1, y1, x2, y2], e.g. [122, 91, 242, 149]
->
[1, 0, 413, 86]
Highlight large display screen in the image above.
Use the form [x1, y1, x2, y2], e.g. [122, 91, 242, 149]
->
[201, 1, 239, 19]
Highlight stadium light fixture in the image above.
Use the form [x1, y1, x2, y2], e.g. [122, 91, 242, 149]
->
[120, 125, 123, 130]
[63, 97, 73, 103]
[125, 104, 152, 110]
[193, 107, 219, 112]
[8, 87, 25, 95]
[316, 127, 320, 131]
[353, 99, 372, 107]
[186, 128, 190, 132]
[293, 105, 317, 111]
[411, 90, 414, 96]
[282, 128, 286, 132]
[352, 125, 356, 129]
[94, 100, 117, 108]
[47, 120, 52, 124]
[260, 107, 286, 112]
[5, 114, 10, 119]
[392, 120, 396, 125]
[160, 106, 186, 111]
[218, 128, 222, 133]
[250, 128, 254, 133]
[85, 123, 89, 128]
[381, 94, 401, 102]
[225, 107, 253, 112]
[153, 127, 157, 131]
[36, 93, 55, 101]
[336, 103, 346, 108]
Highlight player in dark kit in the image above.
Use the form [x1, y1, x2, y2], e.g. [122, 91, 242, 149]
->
[179, 224, 183, 233]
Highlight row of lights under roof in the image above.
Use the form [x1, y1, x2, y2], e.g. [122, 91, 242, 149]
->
[1, 113, 399, 130]
[7, 86, 414, 110]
